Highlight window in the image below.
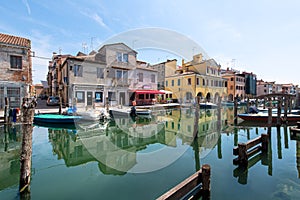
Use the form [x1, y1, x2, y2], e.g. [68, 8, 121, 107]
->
[10, 55, 22, 69]
[166, 80, 168, 87]
[138, 94, 144, 99]
[231, 77, 234, 81]
[117, 52, 122, 62]
[7, 87, 20, 108]
[117, 70, 122, 79]
[95, 92, 103, 102]
[76, 91, 85, 103]
[187, 78, 191, 85]
[178, 79, 181, 86]
[196, 78, 199, 85]
[74, 65, 83, 77]
[171, 80, 174, 86]
[138, 73, 143, 82]
[97, 68, 104, 78]
[151, 74, 155, 83]
[117, 52, 128, 63]
[123, 54, 128, 62]
[203, 79, 205, 86]
[108, 92, 116, 101]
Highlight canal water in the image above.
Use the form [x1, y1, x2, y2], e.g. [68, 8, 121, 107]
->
[0, 107, 300, 200]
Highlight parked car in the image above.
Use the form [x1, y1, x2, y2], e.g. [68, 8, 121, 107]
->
[47, 96, 60, 106]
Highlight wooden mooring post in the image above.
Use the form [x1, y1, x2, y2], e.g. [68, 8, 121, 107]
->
[157, 164, 211, 200]
[19, 98, 36, 198]
[234, 97, 238, 125]
[233, 134, 269, 166]
[4, 97, 9, 123]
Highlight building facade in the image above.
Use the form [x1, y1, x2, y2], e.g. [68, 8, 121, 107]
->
[152, 59, 177, 90]
[165, 54, 226, 103]
[256, 79, 274, 96]
[47, 43, 159, 108]
[0, 33, 32, 109]
[221, 68, 245, 101]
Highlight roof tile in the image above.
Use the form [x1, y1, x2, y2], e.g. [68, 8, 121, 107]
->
[0, 33, 31, 48]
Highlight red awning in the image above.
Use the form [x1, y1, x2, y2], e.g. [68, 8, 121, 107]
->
[134, 90, 165, 94]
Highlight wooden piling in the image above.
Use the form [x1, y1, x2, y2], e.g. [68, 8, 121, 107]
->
[193, 97, 200, 139]
[201, 164, 211, 192]
[234, 98, 238, 125]
[261, 134, 269, 152]
[19, 98, 36, 197]
[276, 98, 282, 126]
[283, 97, 288, 123]
[4, 97, 9, 123]
[267, 98, 272, 126]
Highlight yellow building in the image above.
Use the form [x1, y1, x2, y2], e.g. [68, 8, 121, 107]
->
[165, 54, 227, 103]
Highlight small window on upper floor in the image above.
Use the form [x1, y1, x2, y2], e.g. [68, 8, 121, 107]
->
[187, 78, 191, 85]
[117, 52, 128, 63]
[10, 55, 22, 69]
[151, 74, 155, 83]
[74, 65, 83, 77]
[97, 68, 104, 78]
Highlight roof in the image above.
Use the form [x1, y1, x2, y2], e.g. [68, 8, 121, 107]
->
[98, 42, 137, 54]
[0, 33, 31, 48]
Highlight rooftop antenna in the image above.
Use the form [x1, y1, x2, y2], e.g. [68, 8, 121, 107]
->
[82, 43, 88, 54]
[90, 37, 96, 51]
[58, 47, 62, 55]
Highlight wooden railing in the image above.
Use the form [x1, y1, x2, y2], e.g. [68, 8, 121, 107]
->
[233, 134, 269, 166]
[157, 164, 211, 200]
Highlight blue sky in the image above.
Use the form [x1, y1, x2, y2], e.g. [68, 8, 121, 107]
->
[1, 0, 299, 85]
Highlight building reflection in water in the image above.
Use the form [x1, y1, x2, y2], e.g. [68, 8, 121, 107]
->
[0, 124, 22, 190]
[46, 107, 227, 175]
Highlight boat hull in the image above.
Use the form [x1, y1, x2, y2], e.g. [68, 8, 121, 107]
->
[34, 114, 82, 124]
[238, 113, 300, 123]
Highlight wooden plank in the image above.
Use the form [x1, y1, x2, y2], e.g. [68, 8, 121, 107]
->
[247, 145, 262, 158]
[246, 136, 262, 150]
[157, 170, 202, 200]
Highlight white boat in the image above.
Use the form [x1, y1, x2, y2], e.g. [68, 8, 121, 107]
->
[76, 108, 110, 121]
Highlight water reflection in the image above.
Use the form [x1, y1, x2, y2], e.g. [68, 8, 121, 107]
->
[0, 124, 22, 190]
[1, 106, 300, 200]
[41, 108, 225, 175]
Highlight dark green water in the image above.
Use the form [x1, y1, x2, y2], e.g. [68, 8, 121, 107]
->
[0, 107, 300, 200]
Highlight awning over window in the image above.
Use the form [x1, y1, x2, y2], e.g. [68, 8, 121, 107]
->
[133, 90, 165, 94]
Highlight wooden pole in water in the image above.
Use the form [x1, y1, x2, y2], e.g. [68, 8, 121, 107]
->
[19, 98, 36, 197]
[234, 97, 238, 125]
[289, 97, 292, 114]
[201, 164, 211, 197]
[283, 97, 288, 123]
[4, 97, 9, 124]
[267, 98, 272, 126]
[276, 97, 282, 126]
[193, 97, 200, 139]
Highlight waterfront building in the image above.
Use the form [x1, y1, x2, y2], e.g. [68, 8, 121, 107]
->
[242, 71, 257, 98]
[0, 33, 32, 109]
[256, 79, 275, 96]
[152, 59, 177, 90]
[221, 68, 245, 101]
[47, 43, 159, 107]
[165, 54, 226, 103]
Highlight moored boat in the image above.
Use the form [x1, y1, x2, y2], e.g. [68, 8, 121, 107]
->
[238, 112, 300, 123]
[34, 114, 82, 124]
